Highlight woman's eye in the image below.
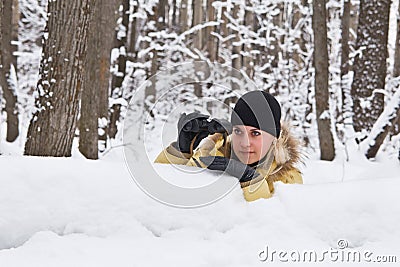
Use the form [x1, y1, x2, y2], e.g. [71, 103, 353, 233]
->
[252, 131, 261, 136]
[234, 129, 242, 135]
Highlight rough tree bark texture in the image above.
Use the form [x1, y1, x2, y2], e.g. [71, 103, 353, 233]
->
[79, 1, 100, 159]
[24, 0, 94, 156]
[350, 0, 391, 133]
[312, 0, 335, 160]
[98, 0, 118, 149]
[79, 0, 117, 158]
[0, 0, 19, 142]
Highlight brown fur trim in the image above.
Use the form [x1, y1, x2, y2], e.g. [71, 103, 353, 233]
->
[274, 122, 304, 167]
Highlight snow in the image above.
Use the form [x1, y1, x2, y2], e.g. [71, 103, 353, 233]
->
[0, 146, 399, 266]
[1, 0, 399, 265]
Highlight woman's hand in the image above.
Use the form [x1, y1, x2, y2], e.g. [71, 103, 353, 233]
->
[175, 112, 210, 153]
[198, 156, 261, 182]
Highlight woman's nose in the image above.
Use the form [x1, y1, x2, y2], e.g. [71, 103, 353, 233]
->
[240, 135, 251, 147]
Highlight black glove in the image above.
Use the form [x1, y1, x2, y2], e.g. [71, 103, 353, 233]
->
[198, 156, 261, 183]
[175, 112, 210, 153]
[208, 118, 233, 135]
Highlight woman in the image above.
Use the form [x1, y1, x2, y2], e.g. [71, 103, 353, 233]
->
[155, 90, 303, 202]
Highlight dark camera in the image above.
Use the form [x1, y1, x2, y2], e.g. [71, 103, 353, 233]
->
[183, 118, 232, 135]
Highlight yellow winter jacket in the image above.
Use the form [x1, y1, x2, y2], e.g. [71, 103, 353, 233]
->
[154, 123, 303, 202]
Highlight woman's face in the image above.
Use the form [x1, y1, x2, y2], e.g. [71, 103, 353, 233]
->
[231, 125, 275, 165]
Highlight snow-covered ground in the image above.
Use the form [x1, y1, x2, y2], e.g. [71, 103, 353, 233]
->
[0, 141, 399, 266]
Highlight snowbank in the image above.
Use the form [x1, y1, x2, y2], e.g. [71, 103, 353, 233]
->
[0, 150, 399, 266]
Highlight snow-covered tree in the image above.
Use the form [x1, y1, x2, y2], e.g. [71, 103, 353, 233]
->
[350, 0, 391, 135]
[24, 0, 95, 156]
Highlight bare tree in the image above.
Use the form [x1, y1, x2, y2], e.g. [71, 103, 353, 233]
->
[192, 0, 203, 51]
[340, 0, 351, 121]
[231, 1, 241, 72]
[392, 2, 400, 135]
[79, 0, 118, 159]
[180, 0, 189, 33]
[218, 0, 228, 64]
[242, 0, 254, 78]
[24, 0, 94, 156]
[206, 0, 217, 62]
[0, 0, 19, 142]
[350, 0, 391, 134]
[312, 0, 335, 160]
[109, 0, 129, 139]
[362, 89, 400, 159]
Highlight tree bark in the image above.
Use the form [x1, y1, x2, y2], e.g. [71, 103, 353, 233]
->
[206, 0, 217, 62]
[180, 0, 188, 33]
[0, 0, 19, 142]
[363, 89, 400, 159]
[393, 2, 400, 78]
[128, 0, 139, 55]
[312, 0, 335, 160]
[392, 2, 400, 135]
[231, 2, 241, 71]
[79, 0, 116, 159]
[109, 0, 129, 139]
[350, 0, 391, 133]
[11, 0, 18, 70]
[218, 1, 228, 64]
[24, 0, 94, 156]
[243, 0, 254, 78]
[340, 0, 351, 118]
[192, 0, 203, 51]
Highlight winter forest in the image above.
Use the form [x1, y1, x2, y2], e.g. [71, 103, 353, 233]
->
[1, 0, 400, 266]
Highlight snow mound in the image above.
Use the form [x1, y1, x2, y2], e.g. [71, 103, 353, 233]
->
[0, 154, 399, 266]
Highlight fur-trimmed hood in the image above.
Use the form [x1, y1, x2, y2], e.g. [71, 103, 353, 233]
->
[217, 122, 303, 185]
[271, 122, 304, 169]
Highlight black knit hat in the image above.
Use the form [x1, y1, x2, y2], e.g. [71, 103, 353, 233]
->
[230, 91, 281, 138]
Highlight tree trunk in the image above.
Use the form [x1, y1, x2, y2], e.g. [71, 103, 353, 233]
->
[192, 0, 203, 51]
[218, 1, 228, 64]
[350, 0, 391, 133]
[0, 0, 19, 142]
[180, 0, 188, 33]
[243, 0, 254, 78]
[340, 0, 351, 119]
[206, 0, 217, 62]
[143, 3, 161, 117]
[109, 0, 129, 139]
[393, 2, 400, 78]
[292, 0, 308, 70]
[392, 2, 400, 135]
[312, 0, 335, 161]
[231, 2, 241, 71]
[99, 0, 118, 151]
[128, 0, 139, 55]
[79, 0, 116, 159]
[363, 89, 400, 159]
[172, 0, 177, 29]
[24, 0, 94, 156]
[11, 0, 18, 70]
